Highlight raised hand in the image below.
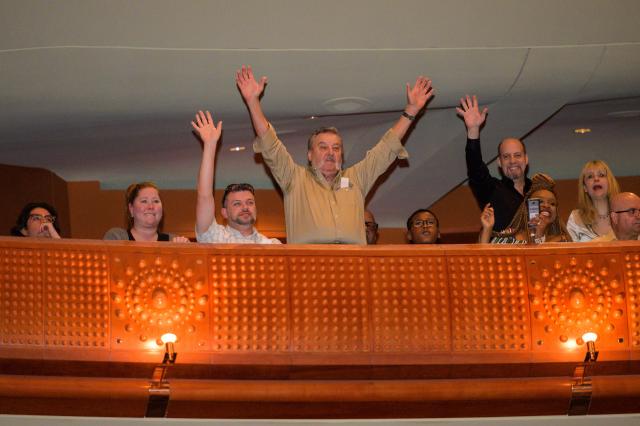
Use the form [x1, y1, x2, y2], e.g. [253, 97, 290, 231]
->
[41, 222, 61, 239]
[405, 76, 434, 115]
[480, 203, 495, 230]
[456, 95, 488, 139]
[191, 110, 222, 146]
[235, 65, 267, 103]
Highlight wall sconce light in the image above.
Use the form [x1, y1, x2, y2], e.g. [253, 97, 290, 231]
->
[161, 333, 177, 364]
[569, 331, 599, 415]
[146, 333, 178, 417]
[582, 332, 598, 363]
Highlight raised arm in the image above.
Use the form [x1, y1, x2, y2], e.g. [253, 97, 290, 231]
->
[456, 95, 488, 139]
[236, 65, 269, 137]
[191, 110, 223, 235]
[390, 76, 434, 140]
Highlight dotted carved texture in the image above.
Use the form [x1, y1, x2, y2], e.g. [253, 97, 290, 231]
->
[529, 254, 628, 352]
[111, 254, 208, 351]
[290, 256, 369, 352]
[44, 250, 109, 349]
[369, 256, 450, 352]
[210, 255, 288, 352]
[623, 253, 640, 348]
[448, 255, 529, 351]
[0, 248, 43, 346]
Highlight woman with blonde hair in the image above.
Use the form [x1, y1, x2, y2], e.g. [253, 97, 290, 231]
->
[566, 160, 620, 242]
[104, 181, 189, 242]
[480, 173, 571, 244]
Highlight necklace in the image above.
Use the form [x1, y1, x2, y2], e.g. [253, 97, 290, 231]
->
[597, 213, 610, 220]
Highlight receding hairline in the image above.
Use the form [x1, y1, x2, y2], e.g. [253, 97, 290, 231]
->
[611, 192, 640, 210]
[498, 137, 526, 155]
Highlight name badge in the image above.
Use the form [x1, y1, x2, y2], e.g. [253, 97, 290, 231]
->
[340, 177, 350, 189]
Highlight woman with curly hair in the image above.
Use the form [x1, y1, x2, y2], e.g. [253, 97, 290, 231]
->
[566, 160, 620, 241]
[480, 173, 571, 244]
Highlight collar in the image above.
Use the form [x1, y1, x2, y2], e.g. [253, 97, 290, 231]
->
[501, 175, 532, 195]
[308, 165, 343, 189]
[225, 224, 259, 240]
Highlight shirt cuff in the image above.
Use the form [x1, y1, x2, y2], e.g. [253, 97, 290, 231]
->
[383, 129, 409, 160]
[252, 123, 277, 154]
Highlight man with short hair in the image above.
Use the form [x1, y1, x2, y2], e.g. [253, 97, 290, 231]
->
[406, 209, 440, 244]
[457, 95, 532, 232]
[191, 110, 280, 244]
[236, 65, 434, 244]
[364, 210, 379, 245]
[594, 192, 640, 241]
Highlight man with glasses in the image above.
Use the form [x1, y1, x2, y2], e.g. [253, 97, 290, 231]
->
[406, 209, 440, 244]
[191, 110, 281, 244]
[594, 192, 640, 241]
[236, 65, 434, 244]
[364, 210, 379, 245]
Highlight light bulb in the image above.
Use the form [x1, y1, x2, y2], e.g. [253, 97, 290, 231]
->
[161, 333, 177, 344]
[582, 332, 597, 343]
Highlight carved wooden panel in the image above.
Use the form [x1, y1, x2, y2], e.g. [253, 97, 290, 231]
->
[109, 251, 209, 352]
[369, 256, 450, 352]
[623, 252, 640, 349]
[209, 254, 289, 352]
[528, 254, 628, 354]
[0, 247, 43, 346]
[44, 249, 109, 349]
[290, 255, 369, 352]
[1, 238, 640, 364]
[448, 254, 530, 351]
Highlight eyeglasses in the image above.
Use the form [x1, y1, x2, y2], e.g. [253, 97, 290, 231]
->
[612, 208, 640, 216]
[365, 221, 378, 230]
[29, 214, 55, 223]
[412, 219, 437, 228]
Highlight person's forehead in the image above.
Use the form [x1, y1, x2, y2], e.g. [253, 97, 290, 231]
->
[500, 139, 524, 155]
[30, 207, 51, 216]
[226, 190, 255, 202]
[137, 187, 159, 198]
[584, 166, 606, 175]
[313, 133, 342, 146]
[414, 211, 436, 221]
[619, 197, 640, 209]
[532, 189, 555, 200]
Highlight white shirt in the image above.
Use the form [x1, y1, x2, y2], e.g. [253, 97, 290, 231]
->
[196, 222, 281, 244]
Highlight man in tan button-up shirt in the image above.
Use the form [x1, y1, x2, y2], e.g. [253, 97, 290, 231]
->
[236, 66, 434, 244]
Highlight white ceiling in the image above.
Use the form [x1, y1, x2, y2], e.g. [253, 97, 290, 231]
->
[1, 0, 640, 227]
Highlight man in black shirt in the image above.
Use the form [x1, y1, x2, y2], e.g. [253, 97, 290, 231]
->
[456, 95, 532, 232]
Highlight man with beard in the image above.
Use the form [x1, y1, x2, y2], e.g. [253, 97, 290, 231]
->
[236, 65, 434, 244]
[406, 209, 440, 244]
[594, 192, 640, 241]
[457, 95, 532, 232]
[191, 110, 281, 244]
